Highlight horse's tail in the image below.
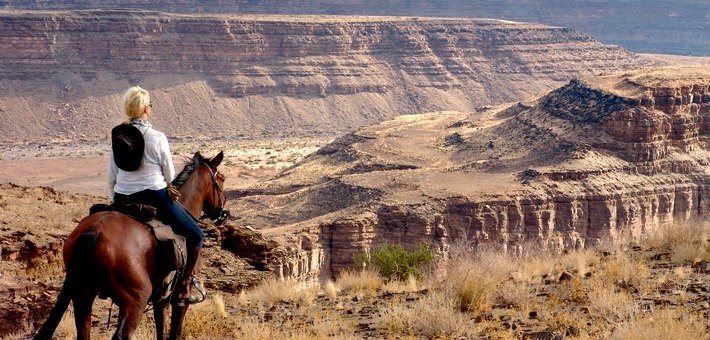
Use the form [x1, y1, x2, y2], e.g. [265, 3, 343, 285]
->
[33, 228, 99, 340]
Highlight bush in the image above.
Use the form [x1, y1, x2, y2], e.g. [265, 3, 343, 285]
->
[355, 243, 435, 281]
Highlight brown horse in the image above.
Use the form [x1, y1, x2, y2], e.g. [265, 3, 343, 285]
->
[33, 151, 227, 340]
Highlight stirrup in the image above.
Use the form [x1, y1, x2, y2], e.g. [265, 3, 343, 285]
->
[175, 277, 207, 307]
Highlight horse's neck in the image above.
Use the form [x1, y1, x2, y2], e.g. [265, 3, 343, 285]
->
[178, 180, 206, 218]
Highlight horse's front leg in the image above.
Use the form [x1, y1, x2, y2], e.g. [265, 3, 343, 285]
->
[153, 299, 169, 340]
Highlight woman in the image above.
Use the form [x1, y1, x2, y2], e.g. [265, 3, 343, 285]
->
[108, 85, 205, 305]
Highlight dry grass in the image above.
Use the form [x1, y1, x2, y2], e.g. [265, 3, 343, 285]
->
[671, 241, 708, 264]
[379, 289, 477, 338]
[181, 294, 244, 338]
[54, 311, 78, 339]
[335, 269, 383, 295]
[184, 291, 332, 339]
[493, 280, 533, 311]
[587, 284, 637, 322]
[324, 279, 338, 298]
[16, 221, 710, 339]
[610, 309, 708, 340]
[241, 277, 303, 306]
[644, 220, 709, 257]
[382, 274, 418, 293]
[599, 251, 652, 293]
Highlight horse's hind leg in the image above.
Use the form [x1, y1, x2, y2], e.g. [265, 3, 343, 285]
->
[112, 288, 151, 340]
[113, 303, 147, 340]
[73, 287, 98, 340]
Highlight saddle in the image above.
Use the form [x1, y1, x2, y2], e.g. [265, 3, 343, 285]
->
[89, 203, 187, 302]
[89, 202, 156, 223]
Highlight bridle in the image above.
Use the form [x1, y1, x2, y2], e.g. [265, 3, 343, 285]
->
[199, 162, 229, 225]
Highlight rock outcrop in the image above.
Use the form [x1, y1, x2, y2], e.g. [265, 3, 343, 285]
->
[0, 10, 648, 143]
[1, 1, 707, 55]
[226, 66, 710, 281]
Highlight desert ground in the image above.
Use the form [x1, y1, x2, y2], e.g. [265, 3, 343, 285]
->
[0, 138, 329, 196]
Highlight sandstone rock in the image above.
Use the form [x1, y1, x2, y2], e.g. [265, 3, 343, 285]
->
[0, 10, 648, 143]
[218, 223, 278, 271]
[229, 66, 710, 281]
[2, 1, 705, 55]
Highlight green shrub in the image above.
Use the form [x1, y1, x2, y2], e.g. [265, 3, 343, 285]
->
[354, 243, 435, 281]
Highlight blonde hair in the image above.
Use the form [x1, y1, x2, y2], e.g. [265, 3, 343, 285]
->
[122, 86, 150, 122]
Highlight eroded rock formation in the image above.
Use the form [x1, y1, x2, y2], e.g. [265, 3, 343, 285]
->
[227, 66, 710, 281]
[0, 10, 648, 143]
[1, 0, 706, 55]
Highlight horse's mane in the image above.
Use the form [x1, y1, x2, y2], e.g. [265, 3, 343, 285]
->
[171, 154, 207, 189]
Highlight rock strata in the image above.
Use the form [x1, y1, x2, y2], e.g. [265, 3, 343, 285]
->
[1, 0, 706, 55]
[228, 66, 710, 281]
[0, 10, 648, 143]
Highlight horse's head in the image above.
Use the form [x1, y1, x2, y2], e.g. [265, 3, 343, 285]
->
[173, 151, 229, 225]
[197, 151, 229, 225]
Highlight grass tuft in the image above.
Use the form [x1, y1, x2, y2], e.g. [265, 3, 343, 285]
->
[611, 309, 706, 339]
[324, 279, 339, 299]
[336, 269, 383, 295]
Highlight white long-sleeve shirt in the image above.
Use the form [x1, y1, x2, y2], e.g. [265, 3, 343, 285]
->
[107, 121, 175, 202]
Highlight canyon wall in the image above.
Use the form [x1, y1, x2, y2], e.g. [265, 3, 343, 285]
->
[0, 10, 646, 143]
[230, 67, 710, 281]
[275, 183, 710, 282]
[1, 1, 707, 55]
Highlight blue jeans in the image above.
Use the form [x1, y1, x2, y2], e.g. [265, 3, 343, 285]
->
[114, 188, 205, 248]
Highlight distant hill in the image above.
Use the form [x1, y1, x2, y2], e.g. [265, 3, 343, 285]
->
[1, 1, 707, 55]
[0, 10, 649, 143]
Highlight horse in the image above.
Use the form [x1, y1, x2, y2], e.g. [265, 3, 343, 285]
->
[33, 151, 227, 340]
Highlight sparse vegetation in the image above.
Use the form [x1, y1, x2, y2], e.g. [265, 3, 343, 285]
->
[336, 269, 383, 295]
[354, 243, 436, 282]
[5, 160, 710, 339]
[1, 137, 329, 172]
[610, 308, 707, 340]
[7, 220, 710, 339]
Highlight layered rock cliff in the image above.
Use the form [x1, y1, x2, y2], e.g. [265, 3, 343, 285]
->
[226, 66, 710, 281]
[1, 1, 707, 55]
[0, 10, 647, 143]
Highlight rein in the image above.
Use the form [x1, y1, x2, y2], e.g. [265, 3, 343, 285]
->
[172, 156, 228, 225]
[199, 163, 228, 224]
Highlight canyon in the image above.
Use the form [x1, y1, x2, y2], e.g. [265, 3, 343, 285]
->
[1, 0, 707, 56]
[2, 6, 710, 337]
[0, 9, 647, 143]
[225, 66, 710, 281]
[3, 65, 710, 335]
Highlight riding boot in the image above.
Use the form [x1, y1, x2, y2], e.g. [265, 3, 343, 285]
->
[175, 246, 206, 306]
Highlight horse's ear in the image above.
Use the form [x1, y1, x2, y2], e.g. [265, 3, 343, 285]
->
[208, 151, 224, 167]
[193, 151, 202, 161]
